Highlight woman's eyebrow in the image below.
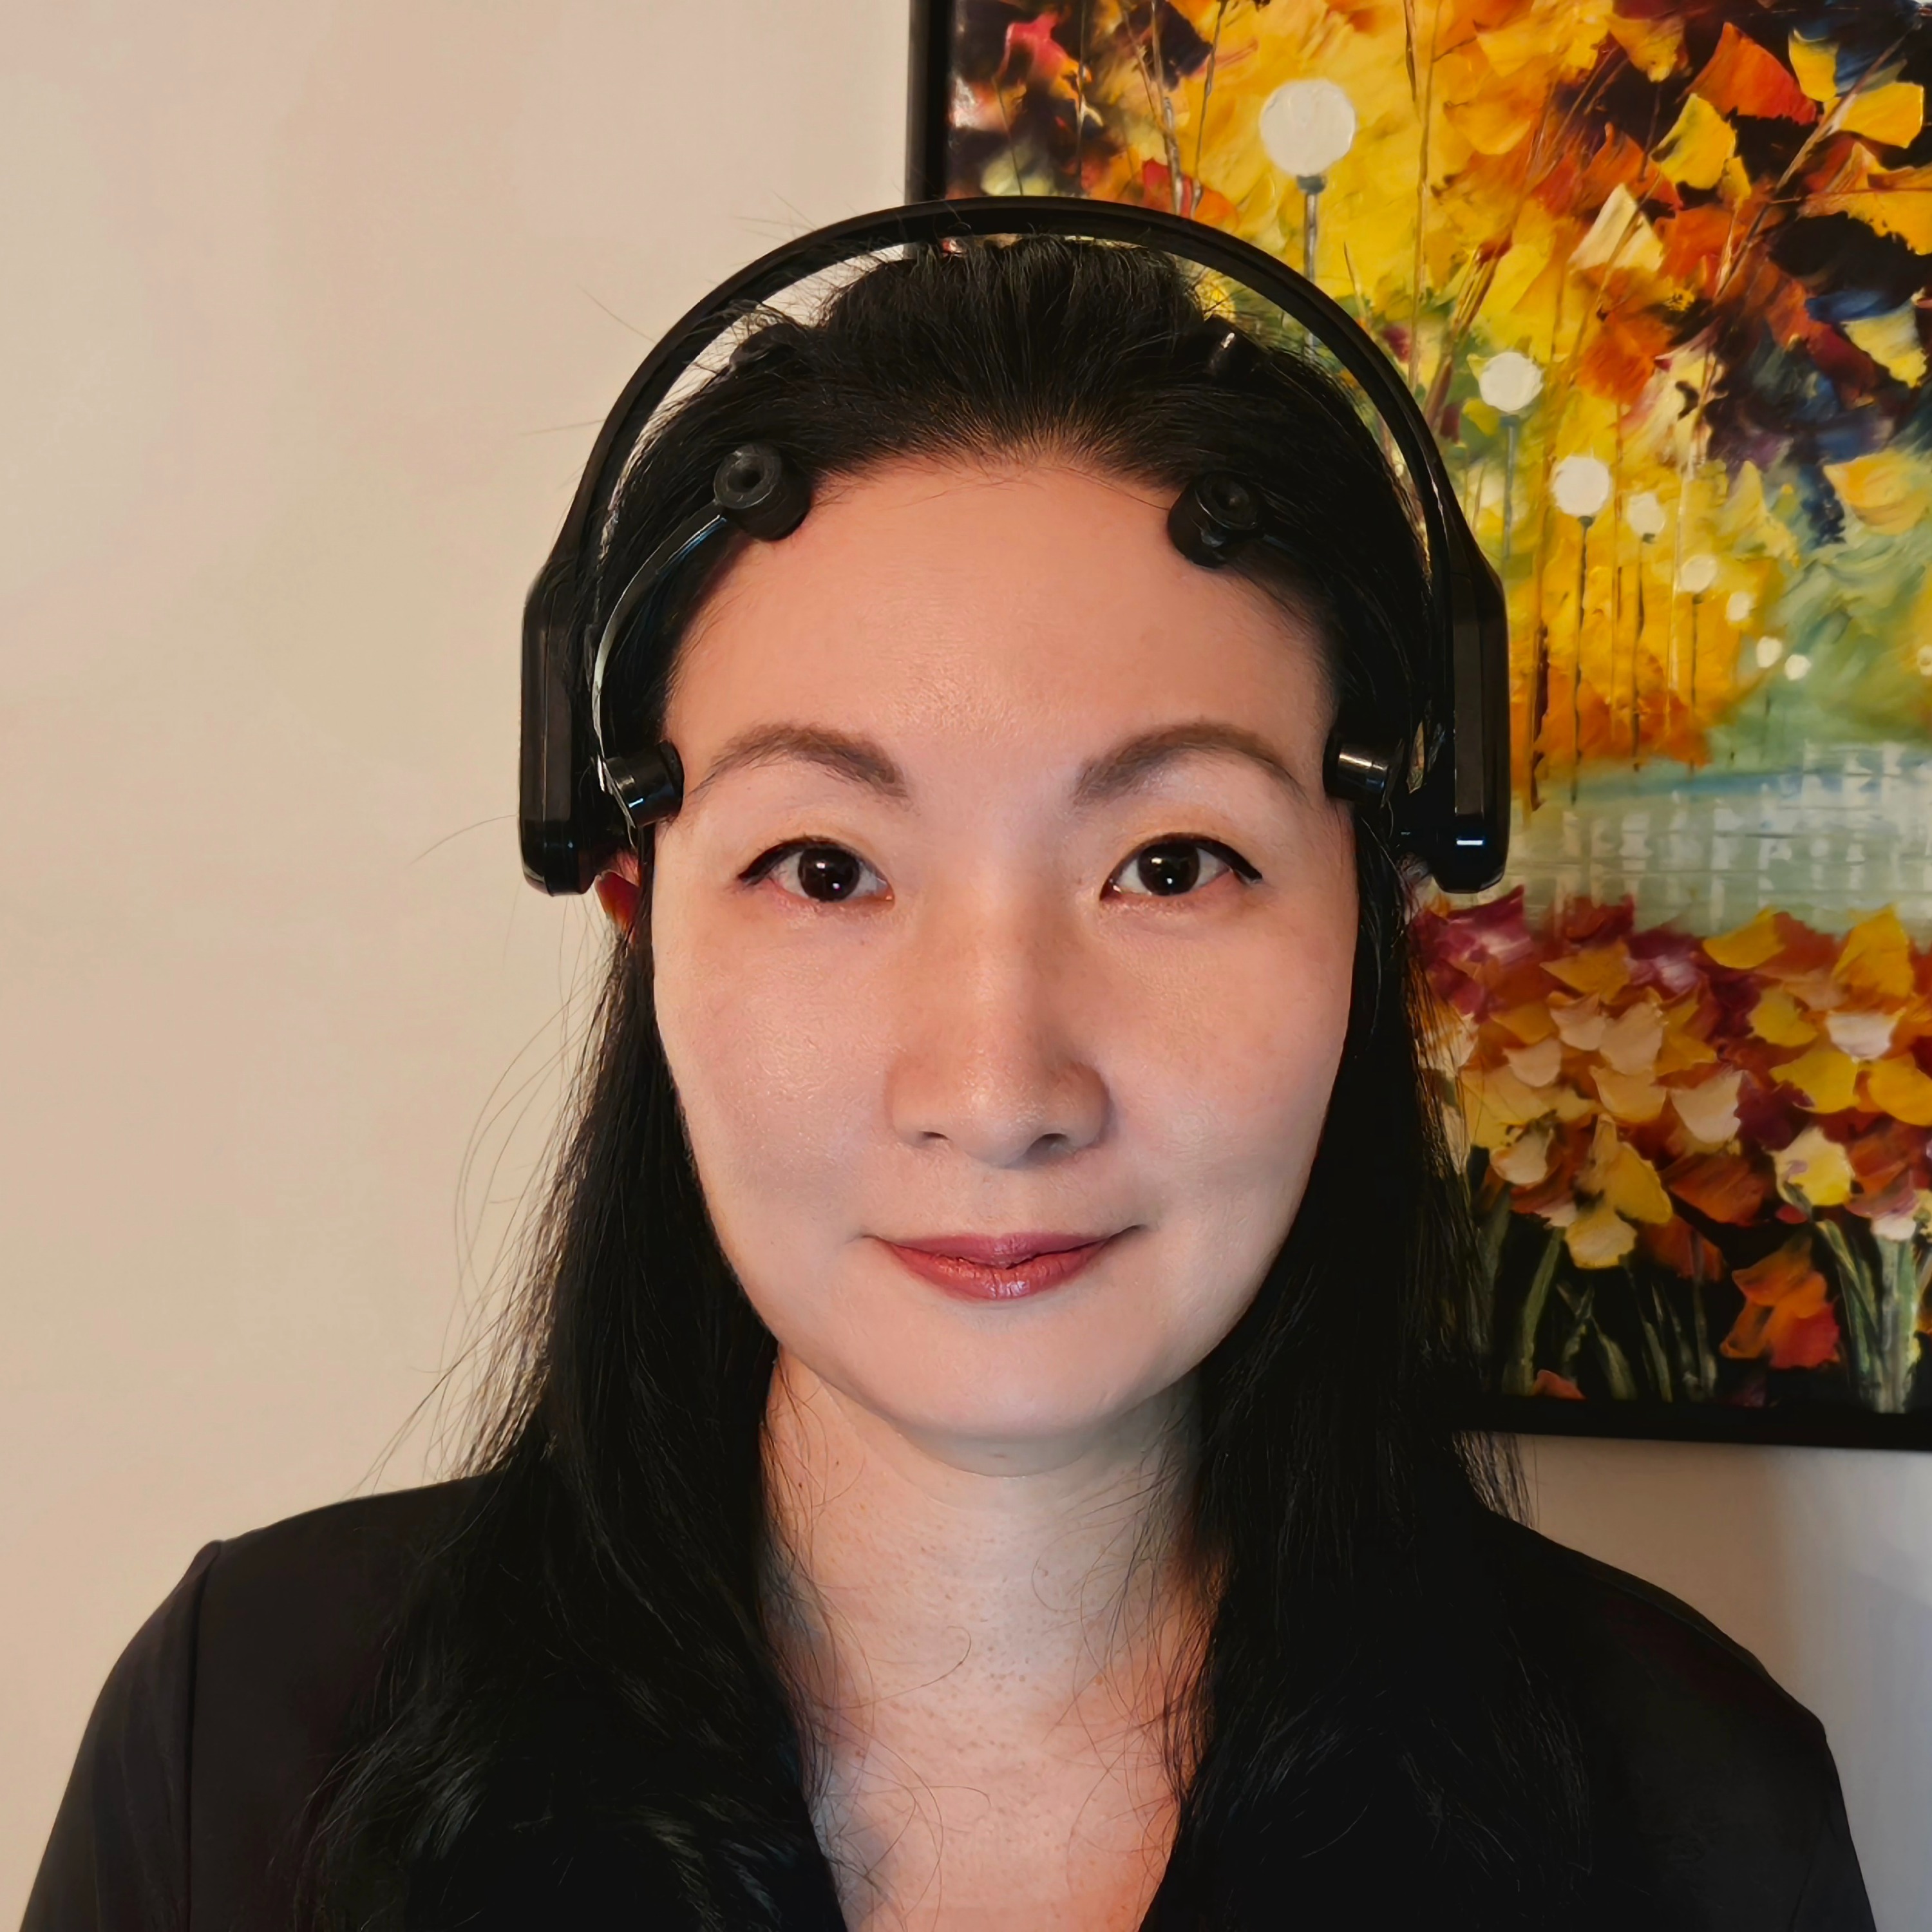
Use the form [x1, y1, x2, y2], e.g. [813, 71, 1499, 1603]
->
[685, 724, 909, 806]
[683, 721, 1307, 811]
[1073, 723, 1311, 808]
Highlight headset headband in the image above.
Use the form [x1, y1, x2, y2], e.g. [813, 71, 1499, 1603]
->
[521, 196, 1510, 896]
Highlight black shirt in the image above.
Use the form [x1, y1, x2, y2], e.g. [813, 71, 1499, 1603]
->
[23, 1482, 1874, 1931]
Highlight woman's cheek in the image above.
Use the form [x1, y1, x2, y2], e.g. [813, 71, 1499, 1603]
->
[1132, 913, 1351, 1122]
[657, 928, 880, 1232]
[1149, 1026, 1340, 1220]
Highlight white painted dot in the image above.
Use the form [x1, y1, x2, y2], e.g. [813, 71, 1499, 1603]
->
[1477, 351, 1544, 415]
[1679, 553, 1719, 595]
[1259, 80, 1358, 178]
[1551, 455, 1612, 518]
[1624, 491, 1665, 539]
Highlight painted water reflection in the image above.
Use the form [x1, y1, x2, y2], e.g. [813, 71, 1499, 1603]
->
[1502, 743, 1932, 936]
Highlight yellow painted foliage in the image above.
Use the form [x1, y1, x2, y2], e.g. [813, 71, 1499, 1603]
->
[1788, 33, 1837, 105]
[1839, 81, 1926, 148]
[1543, 944, 1633, 999]
[1653, 93, 1738, 189]
[1822, 450, 1932, 536]
[1864, 1056, 1932, 1126]
[1750, 987, 1819, 1047]
[1704, 908, 1785, 971]
[1837, 907, 1918, 1004]
[1775, 1045, 1860, 1113]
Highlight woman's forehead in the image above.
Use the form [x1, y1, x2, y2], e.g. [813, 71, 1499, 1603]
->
[666, 457, 1331, 750]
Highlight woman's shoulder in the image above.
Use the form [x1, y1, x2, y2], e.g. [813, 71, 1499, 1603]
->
[1479, 1508, 1826, 1761]
[195, 1476, 484, 1676]
[190, 1475, 484, 1753]
[1477, 1510, 1873, 1930]
[26, 1478, 484, 1932]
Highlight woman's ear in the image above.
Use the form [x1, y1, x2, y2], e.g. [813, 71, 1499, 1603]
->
[594, 848, 643, 935]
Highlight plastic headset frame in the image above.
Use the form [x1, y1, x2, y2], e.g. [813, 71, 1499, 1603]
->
[520, 195, 1510, 896]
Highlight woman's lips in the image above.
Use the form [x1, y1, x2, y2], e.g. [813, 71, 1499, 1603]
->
[878, 1231, 1121, 1302]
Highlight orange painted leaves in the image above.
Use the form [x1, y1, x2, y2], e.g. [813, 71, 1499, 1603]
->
[1722, 1236, 1841, 1369]
[1693, 22, 1819, 126]
[1663, 1151, 1770, 1225]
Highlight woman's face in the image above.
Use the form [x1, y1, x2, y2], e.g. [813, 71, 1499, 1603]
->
[650, 460, 1358, 1470]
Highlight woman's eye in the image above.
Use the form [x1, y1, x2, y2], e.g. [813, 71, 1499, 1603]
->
[746, 842, 888, 904]
[1108, 838, 1259, 899]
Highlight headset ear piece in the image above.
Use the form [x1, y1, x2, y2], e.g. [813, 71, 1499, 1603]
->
[601, 741, 685, 831]
[1323, 730, 1401, 810]
[714, 442, 810, 540]
[1168, 473, 1264, 568]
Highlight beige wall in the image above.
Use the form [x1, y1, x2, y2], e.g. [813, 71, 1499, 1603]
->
[1, 5, 1926, 1926]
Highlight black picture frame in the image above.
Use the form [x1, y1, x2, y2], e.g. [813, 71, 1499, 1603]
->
[1468, 1396, 1931, 1452]
[905, 0, 958, 202]
[902, 1, 1932, 1452]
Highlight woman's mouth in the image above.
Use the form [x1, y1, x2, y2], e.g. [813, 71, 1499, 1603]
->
[878, 1231, 1122, 1302]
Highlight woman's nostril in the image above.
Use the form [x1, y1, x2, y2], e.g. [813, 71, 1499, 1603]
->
[887, 1054, 1110, 1168]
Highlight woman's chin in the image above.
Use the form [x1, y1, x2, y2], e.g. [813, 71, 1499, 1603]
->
[793, 1349, 1190, 1475]
[747, 1233, 1233, 1468]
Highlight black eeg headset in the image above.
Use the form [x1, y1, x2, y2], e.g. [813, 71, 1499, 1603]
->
[520, 196, 1511, 899]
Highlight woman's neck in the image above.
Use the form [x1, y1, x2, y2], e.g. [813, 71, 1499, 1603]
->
[761, 1352, 1206, 1931]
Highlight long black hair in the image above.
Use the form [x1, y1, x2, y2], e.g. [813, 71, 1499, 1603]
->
[310, 236, 1591, 1929]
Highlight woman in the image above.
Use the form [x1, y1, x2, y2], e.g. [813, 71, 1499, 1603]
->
[26, 227, 1870, 1931]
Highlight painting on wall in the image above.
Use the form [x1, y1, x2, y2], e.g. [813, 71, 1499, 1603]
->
[913, 0, 1932, 1444]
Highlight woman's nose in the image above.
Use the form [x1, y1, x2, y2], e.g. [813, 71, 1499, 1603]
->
[883, 907, 1110, 1170]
